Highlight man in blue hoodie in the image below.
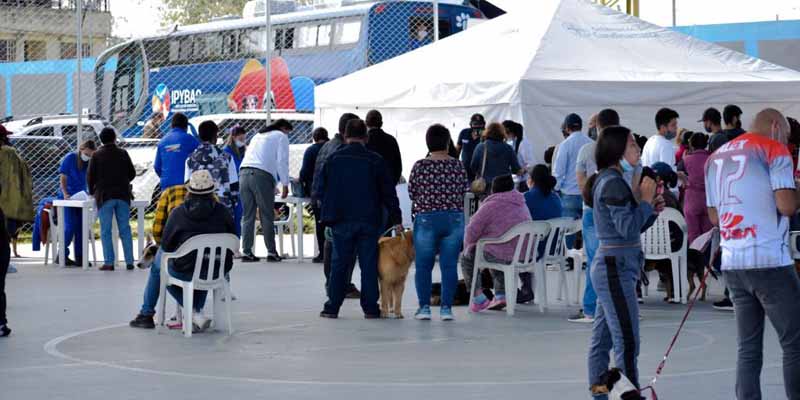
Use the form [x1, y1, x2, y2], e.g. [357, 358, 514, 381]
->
[154, 113, 199, 191]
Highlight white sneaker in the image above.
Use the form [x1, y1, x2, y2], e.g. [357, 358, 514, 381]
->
[192, 312, 212, 333]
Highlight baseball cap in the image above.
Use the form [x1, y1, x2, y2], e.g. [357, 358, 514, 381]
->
[470, 113, 486, 128]
[563, 113, 582, 129]
[698, 107, 721, 123]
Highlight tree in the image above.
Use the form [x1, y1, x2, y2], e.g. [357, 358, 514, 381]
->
[161, 0, 250, 26]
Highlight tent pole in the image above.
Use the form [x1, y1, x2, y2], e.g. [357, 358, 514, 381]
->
[433, 0, 439, 41]
[265, 0, 272, 128]
[672, 0, 677, 26]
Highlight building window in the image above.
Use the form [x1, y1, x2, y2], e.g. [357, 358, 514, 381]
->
[60, 42, 91, 59]
[24, 40, 46, 61]
[0, 39, 15, 63]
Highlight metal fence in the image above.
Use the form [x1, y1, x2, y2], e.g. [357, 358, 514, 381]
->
[1, 0, 480, 238]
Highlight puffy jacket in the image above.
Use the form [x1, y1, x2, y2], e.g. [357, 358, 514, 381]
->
[0, 145, 35, 221]
[464, 189, 532, 261]
[315, 143, 401, 228]
[161, 196, 236, 275]
[154, 127, 199, 190]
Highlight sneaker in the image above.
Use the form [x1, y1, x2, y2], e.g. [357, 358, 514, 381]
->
[517, 289, 534, 304]
[65, 258, 79, 267]
[99, 264, 114, 271]
[192, 312, 211, 333]
[469, 296, 491, 313]
[319, 311, 338, 319]
[345, 286, 361, 299]
[312, 255, 324, 264]
[713, 298, 734, 311]
[241, 254, 260, 263]
[568, 310, 595, 323]
[126, 264, 135, 271]
[488, 296, 507, 311]
[7, 264, 17, 274]
[129, 314, 155, 329]
[266, 254, 283, 262]
[440, 306, 454, 321]
[415, 305, 432, 320]
[0, 325, 10, 337]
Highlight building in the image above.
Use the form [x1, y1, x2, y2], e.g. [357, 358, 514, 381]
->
[674, 20, 800, 72]
[0, 0, 113, 63]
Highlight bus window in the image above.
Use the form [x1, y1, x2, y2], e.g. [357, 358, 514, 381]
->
[192, 35, 206, 60]
[221, 30, 239, 57]
[409, 16, 434, 42]
[438, 20, 453, 39]
[205, 33, 223, 60]
[179, 37, 193, 60]
[334, 20, 361, 45]
[169, 39, 180, 62]
[283, 27, 294, 49]
[295, 25, 317, 49]
[274, 28, 284, 50]
[317, 24, 332, 47]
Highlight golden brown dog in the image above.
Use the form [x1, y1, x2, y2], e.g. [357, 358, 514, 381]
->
[378, 230, 414, 319]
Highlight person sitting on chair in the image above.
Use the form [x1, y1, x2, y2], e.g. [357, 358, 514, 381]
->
[161, 170, 236, 332]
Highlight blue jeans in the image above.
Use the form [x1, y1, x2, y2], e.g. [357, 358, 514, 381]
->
[588, 247, 643, 398]
[413, 211, 464, 308]
[582, 209, 598, 317]
[724, 266, 800, 400]
[561, 194, 583, 248]
[97, 199, 133, 266]
[166, 265, 208, 312]
[324, 222, 380, 316]
[140, 248, 163, 316]
[63, 207, 83, 261]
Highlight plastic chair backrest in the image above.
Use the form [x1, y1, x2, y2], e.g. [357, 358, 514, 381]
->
[164, 233, 239, 287]
[543, 217, 577, 259]
[478, 221, 551, 267]
[641, 207, 687, 257]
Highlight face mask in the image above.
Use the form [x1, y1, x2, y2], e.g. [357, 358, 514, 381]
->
[704, 125, 713, 134]
[235, 139, 246, 147]
[620, 158, 635, 173]
[506, 139, 515, 147]
[665, 130, 677, 141]
[80, 153, 91, 162]
[587, 127, 598, 140]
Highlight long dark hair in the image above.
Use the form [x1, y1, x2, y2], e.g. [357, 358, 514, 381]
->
[530, 164, 556, 196]
[583, 126, 632, 207]
[502, 120, 523, 154]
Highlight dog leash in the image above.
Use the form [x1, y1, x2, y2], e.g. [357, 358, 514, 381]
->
[639, 236, 719, 400]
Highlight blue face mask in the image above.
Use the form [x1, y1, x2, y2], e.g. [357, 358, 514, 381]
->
[620, 158, 635, 173]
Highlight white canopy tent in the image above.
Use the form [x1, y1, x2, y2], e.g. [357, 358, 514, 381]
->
[315, 0, 800, 178]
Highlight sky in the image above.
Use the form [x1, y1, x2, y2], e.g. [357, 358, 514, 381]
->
[109, 0, 800, 39]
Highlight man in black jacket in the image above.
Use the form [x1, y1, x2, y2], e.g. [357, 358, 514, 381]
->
[299, 127, 329, 263]
[87, 128, 136, 271]
[317, 119, 402, 319]
[313, 113, 361, 298]
[161, 170, 236, 332]
[365, 110, 402, 186]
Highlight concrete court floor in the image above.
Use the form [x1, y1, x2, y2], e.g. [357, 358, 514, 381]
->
[0, 245, 792, 400]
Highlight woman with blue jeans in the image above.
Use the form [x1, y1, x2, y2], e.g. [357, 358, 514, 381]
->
[408, 124, 468, 321]
[584, 127, 661, 399]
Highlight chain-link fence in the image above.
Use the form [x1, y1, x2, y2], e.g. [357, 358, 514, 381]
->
[1, 0, 485, 240]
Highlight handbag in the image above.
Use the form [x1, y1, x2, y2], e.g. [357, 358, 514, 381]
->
[470, 142, 489, 194]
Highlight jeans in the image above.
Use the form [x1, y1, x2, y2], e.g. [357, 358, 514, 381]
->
[323, 222, 380, 316]
[413, 211, 464, 308]
[140, 248, 163, 316]
[240, 168, 277, 256]
[63, 207, 83, 261]
[232, 196, 243, 237]
[460, 249, 507, 296]
[166, 265, 209, 312]
[724, 266, 800, 400]
[588, 247, 643, 398]
[98, 199, 134, 266]
[561, 194, 583, 248]
[582, 209, 598, 317]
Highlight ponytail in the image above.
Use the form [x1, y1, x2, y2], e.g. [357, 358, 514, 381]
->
[582, 173, 598, 208]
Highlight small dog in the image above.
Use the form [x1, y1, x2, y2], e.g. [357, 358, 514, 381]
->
[686, 248, 709, 301]
[136, 234, 159, 269]
[431, 280, 471, 306]
[377, 230, 414, 319]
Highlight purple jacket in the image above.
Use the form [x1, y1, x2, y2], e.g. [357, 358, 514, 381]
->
[465, 190, 532, 261]
[682, 149, 710, 212]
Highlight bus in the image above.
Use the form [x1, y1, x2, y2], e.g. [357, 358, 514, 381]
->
[93, 0, 485, 137]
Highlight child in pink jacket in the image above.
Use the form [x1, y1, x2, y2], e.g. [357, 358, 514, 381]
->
[461, 175, 532, 312]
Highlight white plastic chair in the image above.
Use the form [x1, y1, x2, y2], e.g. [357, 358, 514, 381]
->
[157, 233, 238, 338]
[541, 217, 583, 305]
[790, 231, 800, 260]
[564, 220, 585, 305]
[469, 221, 551, 316]
[274, 203, 296, 258]
[43, 208, 58, 265]
[641, 208, 688, 304]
